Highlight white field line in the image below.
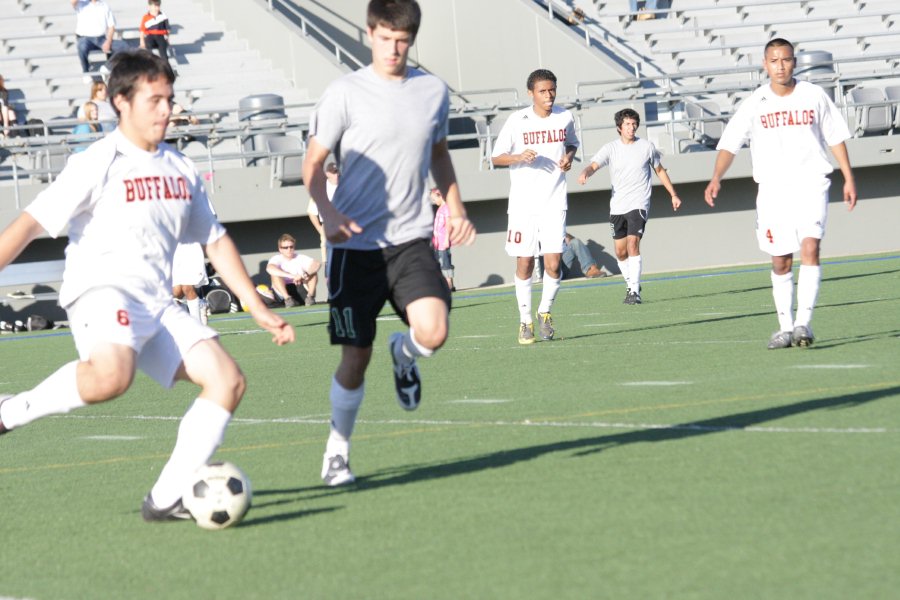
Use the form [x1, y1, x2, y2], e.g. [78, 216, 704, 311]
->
[791, 364, 870, 369]
[618, 381, 692, 386]
[60, 413, 896, 435]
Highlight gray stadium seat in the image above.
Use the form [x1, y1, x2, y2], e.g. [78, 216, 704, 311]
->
[848, 87, 892, 137]
[266, 135, 304, 187]
[884, 85, 900, 131]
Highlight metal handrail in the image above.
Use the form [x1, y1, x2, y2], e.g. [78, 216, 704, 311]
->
[265, 0, 365, 70]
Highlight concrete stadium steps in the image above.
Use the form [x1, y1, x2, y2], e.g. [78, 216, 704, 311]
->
[0, 0, 299, 126]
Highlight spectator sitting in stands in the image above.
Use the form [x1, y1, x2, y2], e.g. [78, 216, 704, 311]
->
[72, 0, 120, 83]
[76, 80, 117, 132]
[629, 0, 659, 20]
[0, 74, 18, 138]
[72, 101, 101, 152]
[266, 233, 321, 307]
[139, 0, 172, 69]
[561, 232, 609, 279]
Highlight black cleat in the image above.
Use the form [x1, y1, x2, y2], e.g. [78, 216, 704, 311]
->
[141, 495, 192, 522]
[389, 332, 421, 411]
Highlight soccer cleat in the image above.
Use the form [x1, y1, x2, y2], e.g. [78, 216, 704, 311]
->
[321, 453, 355, 487]
[792, 325, 814, 347]
[389, 332, 421, 411]
[767, 330, 793, 350]
[517, 322, 535, 345]
[284, 297, 299, 308]
[141, 495, 192, 522]
[304, 295, 316, 306]
[0, 394, 11, 435]
[537, 312, 554, 341]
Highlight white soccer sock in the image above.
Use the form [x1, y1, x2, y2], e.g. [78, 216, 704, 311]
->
[514, 276, 533, 323]
[0, 361, 86, 430]
[150, 398, 231, 508]
[186, 297, 201, 321]
[617, 259, 631, 290]
[795, 265, 822, 328]
[328, 376, 364, 442]
[628, 255, 643, 292]
[393, 328, 434, 367]
[537, 273, 561, 314]
[771, 270, 795, 332]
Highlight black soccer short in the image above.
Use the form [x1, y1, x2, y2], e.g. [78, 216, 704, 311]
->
[609, 209, 648, 240]
[327, 238, 451, 347]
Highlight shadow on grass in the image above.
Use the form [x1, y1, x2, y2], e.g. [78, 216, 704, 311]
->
[238, 506, 340, 528]
[339, 384, 900, 493]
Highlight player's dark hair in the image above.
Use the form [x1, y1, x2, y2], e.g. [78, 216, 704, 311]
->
[527, 69, 557, 91]
[764, 38, 794, 55]
[614, 108, 641, 130]
[367, 0, 421, 38]
[107, 49, 175, 116]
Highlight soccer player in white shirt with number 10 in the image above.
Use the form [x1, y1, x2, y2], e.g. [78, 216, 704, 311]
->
[492, 69, 579, 345]
[0, 50, 294, 522]
[705, 38, 857, 350]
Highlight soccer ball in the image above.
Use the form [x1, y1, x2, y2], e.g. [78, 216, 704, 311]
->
[183, 461, 252, 530]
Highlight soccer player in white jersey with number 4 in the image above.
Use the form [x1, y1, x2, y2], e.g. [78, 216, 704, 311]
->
[705, 38, 857, 349]
[0, 50, 294, 522]
[492, 69, 579, 344]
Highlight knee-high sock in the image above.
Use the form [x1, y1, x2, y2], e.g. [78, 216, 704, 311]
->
[795, 265, 821, 328]
[151, 398, 231, 508]
[617, 259, 631, 290]
[514, 276, 533, 323]
[186, 297, 201, 321]
[0, 361, 85, 430]
[328, 376, 364, 445]
[538, 273, 561, 314]
[771, 270, 795, 332]
[628, 255, 643, 292]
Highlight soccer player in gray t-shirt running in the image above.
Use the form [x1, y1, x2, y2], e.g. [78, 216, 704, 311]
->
[301, 0, 476, 487]
[578, 108, 681, 304]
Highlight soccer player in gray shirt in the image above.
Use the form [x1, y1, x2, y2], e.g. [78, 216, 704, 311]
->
[578, 108, 681, 304]
[302, 0, 476, 486]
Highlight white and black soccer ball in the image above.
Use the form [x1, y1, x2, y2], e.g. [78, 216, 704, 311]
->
[183, 461, 252, 530]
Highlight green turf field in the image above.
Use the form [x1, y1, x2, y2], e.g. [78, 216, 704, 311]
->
[1, 253, 898, 599]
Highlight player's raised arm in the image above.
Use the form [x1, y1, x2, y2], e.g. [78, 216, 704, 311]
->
[577, 161, 600, 185]
[205, 233, 295, 346]
[704, 150, 736, 207]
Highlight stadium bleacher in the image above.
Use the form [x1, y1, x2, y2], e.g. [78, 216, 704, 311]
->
[0, 0, 898, 301]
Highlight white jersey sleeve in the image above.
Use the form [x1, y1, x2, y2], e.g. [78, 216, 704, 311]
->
[492, 105, 579, 215]
[717, 81, 850, 184]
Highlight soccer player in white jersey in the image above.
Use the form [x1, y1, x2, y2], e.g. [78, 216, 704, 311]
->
[0, 50, 295, 522]
[302, 0, 476, 486]
[704, 38, 857, 349]
[578, 108, 681, 305]
[491, 69, 579, 344]
[172, 242, 209, 323]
